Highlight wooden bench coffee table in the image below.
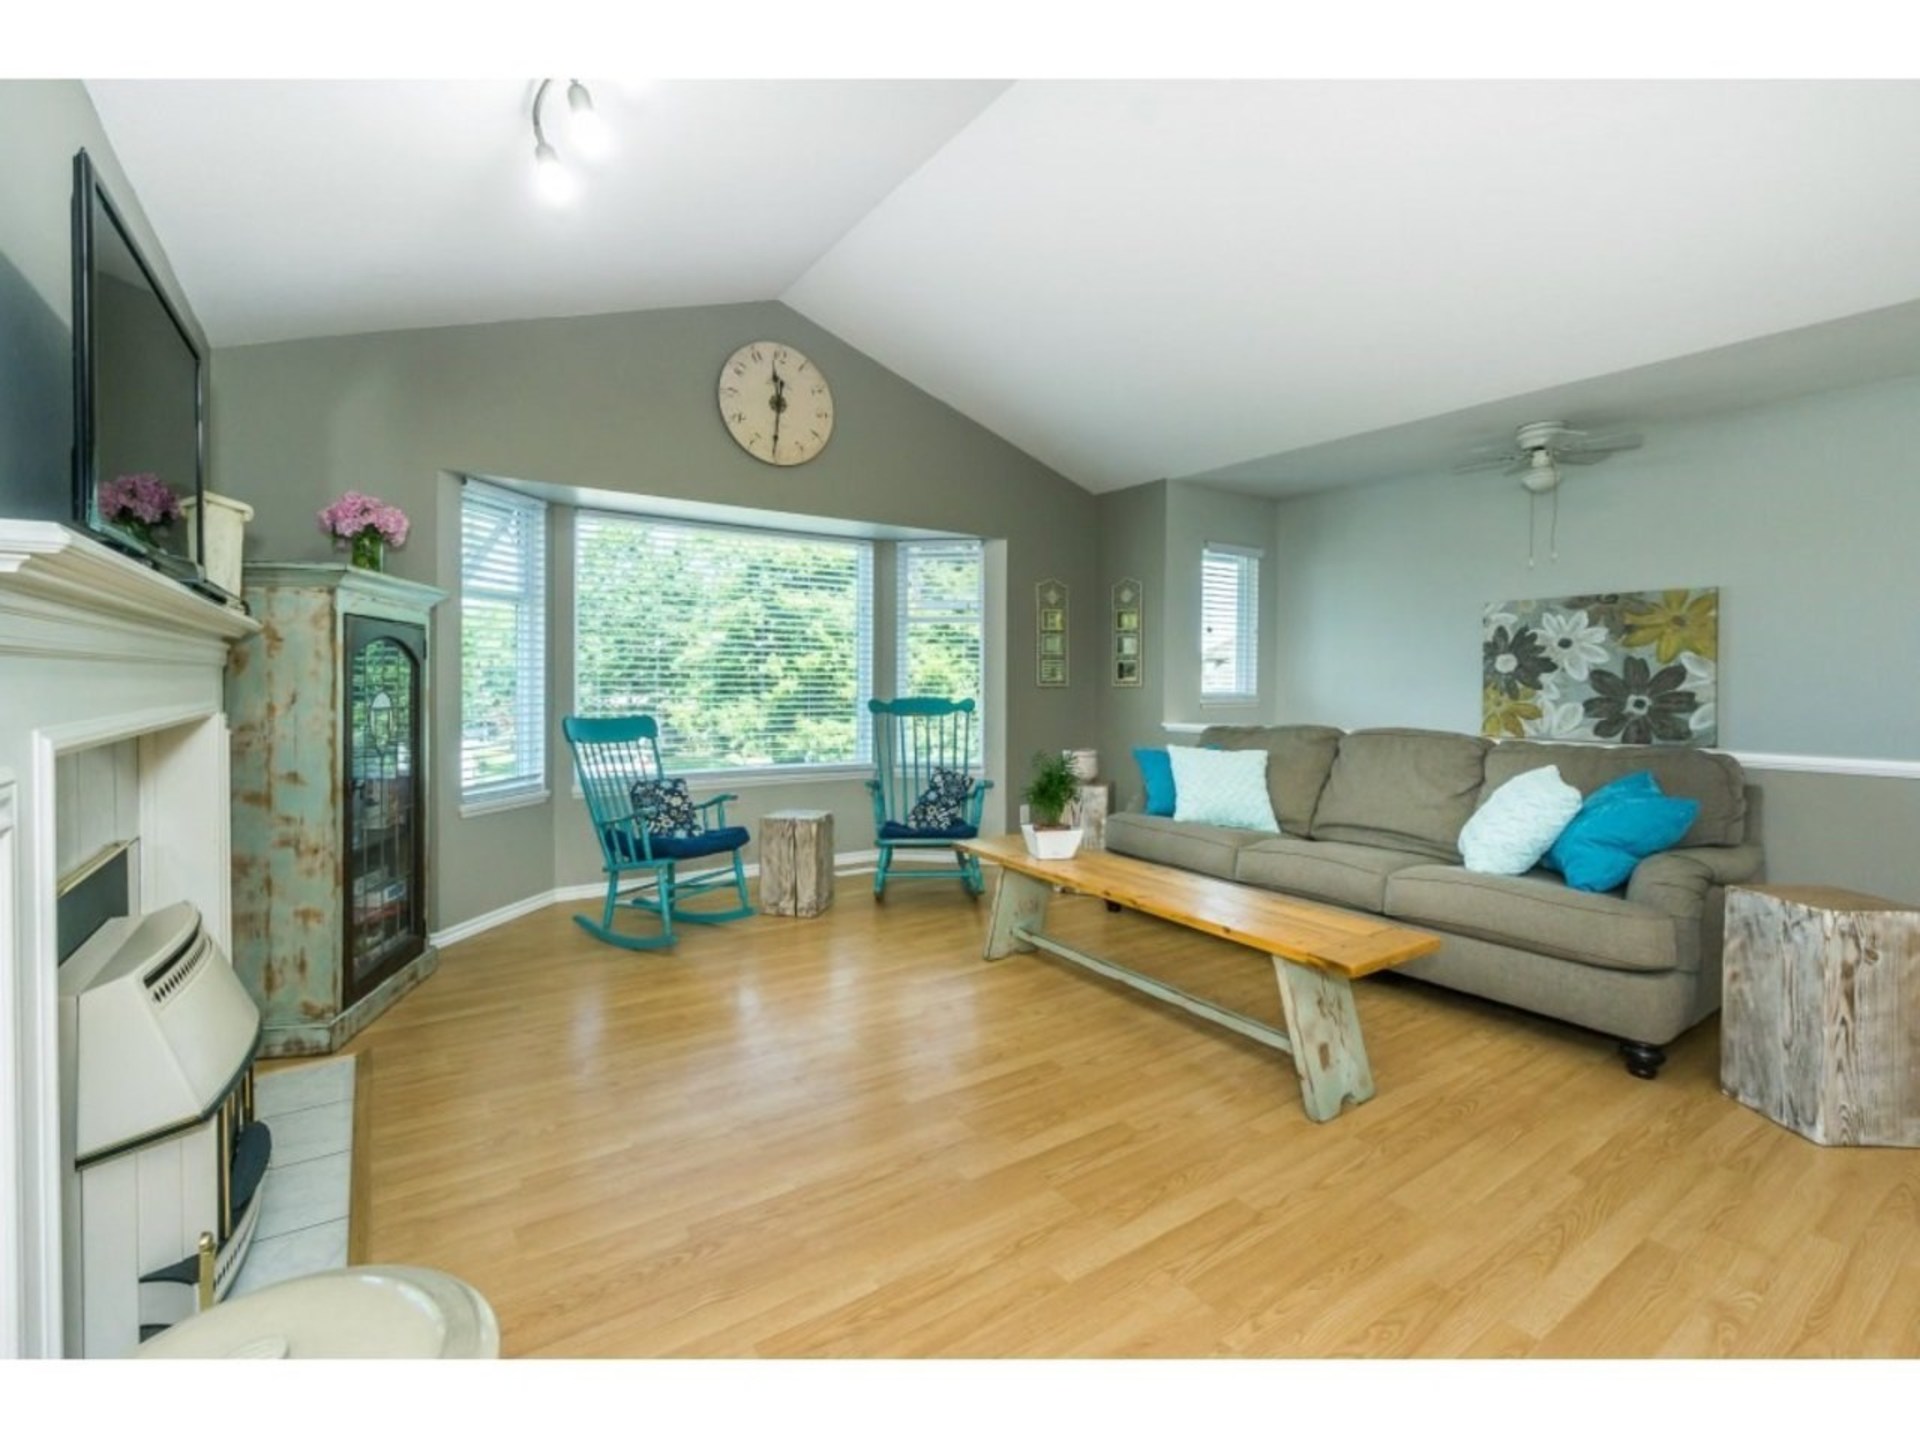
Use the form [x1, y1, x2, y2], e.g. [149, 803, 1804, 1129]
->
[959, 835, 1440, 1122]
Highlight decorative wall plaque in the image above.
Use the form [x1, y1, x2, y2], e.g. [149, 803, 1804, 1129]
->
[1112, 578, 1142, 687]
[1036, 579, 1068, 687]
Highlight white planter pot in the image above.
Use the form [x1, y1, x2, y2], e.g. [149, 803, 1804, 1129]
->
[1021, 824, 1084, 860]
[181, 491, 254, 598]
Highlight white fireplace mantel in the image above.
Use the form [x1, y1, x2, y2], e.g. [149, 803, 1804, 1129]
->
[0, 519, 258, 1358]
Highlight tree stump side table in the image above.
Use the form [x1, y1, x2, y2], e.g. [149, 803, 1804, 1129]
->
[761, 809, 835, 918]
[1074, 783, 1111, 851]
[1721, 884, 1920, 1147]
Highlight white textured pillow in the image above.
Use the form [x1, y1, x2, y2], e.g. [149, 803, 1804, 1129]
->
[1169, 746, 1280, 832]
[1459, 764, 1583, 875]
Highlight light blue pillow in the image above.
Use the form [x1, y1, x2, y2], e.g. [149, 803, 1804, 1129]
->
[1168, 745, 1280, 832]
[1134, 746, 1176, 816]
[1545, 771, 1699, 893]
[1459, 765, 1582, 875]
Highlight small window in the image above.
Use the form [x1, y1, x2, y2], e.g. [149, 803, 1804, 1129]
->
[460, 481, 548, 804]
[897, 538, 985, 711]
[1201, 543, 1259, 702]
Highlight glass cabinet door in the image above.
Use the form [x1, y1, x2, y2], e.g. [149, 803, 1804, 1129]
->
[343, 614, 426, 1005]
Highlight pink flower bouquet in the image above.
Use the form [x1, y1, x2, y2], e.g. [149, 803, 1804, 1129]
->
[99, 472, 182, 529]
[317, 491, 411, 547]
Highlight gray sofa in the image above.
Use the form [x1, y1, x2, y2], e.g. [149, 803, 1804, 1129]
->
[1104, 725, 1764, 1077]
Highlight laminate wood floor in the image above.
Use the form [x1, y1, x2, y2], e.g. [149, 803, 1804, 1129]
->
[341, 875, 1920, 1359]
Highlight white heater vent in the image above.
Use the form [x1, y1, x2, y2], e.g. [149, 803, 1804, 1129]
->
[58, 901, 261, 1165]
[146, 931, 209, 1007]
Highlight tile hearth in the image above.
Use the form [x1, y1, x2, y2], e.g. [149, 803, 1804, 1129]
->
[229, 1057, 355, 1297]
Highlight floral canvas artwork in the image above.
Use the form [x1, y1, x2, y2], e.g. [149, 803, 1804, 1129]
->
[1482, 589, 1718, 746]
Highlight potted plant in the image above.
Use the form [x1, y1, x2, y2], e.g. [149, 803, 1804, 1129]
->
[1021, 750, 1084, 860]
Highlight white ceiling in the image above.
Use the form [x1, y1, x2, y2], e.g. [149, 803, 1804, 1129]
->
[85, 78, 1920, 498]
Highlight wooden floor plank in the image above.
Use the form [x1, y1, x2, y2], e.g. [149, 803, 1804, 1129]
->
[334, 886, 1920, 1358]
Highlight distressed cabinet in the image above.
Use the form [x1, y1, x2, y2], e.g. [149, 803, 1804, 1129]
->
[228, 564, 445, 1056]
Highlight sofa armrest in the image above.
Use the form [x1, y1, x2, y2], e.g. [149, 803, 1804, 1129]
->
[1626, 844, 1766, 919]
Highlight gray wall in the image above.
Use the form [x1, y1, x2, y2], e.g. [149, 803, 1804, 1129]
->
[1265, 373, 1920, 902]
[1094, 480, 1168, 810]
[210, 302, 1102, 928]
[0, 81, 196, 523]
[1093, 478, 1288, 810]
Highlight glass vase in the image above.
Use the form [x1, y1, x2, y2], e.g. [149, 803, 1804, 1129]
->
[350, 531, 385, 573]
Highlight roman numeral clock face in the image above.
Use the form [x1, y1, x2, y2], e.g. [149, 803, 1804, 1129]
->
[717, 341, 835, 466]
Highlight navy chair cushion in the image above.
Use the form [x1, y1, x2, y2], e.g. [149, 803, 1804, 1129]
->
[879, 820, 979, 842]
[606, 823, 750, 863]
[648, 825, 751, 861]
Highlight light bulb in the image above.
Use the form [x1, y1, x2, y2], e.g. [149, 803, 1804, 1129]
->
[1521, 452, 1560, 494]
[566, 80, 612, 160]
[533, 141, 577, 206]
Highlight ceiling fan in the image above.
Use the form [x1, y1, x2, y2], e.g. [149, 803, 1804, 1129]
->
[1456, 420, 1645, 566]
[1454, 420, 1644, 493]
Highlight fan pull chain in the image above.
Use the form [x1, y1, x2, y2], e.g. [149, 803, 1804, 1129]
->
[1548, 484, 1560, 562]
[1527, 489, 1537, 568]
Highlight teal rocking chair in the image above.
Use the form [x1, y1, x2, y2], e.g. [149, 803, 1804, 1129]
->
[563, 714, 755, 950]
[867, 697, 993, 900]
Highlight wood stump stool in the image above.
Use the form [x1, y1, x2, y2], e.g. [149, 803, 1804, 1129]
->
[1722, 884, 1920, 1147]
[760, 809, 835, 918]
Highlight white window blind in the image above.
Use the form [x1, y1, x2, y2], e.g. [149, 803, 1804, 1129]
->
[460, 480, 548, 802]
[574, 512, 875, 771]
[897, 538, 984, 710]
[1201, 542, 1260, 702]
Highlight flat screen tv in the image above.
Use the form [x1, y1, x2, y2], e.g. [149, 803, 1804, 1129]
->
[70, 148, 212, 593]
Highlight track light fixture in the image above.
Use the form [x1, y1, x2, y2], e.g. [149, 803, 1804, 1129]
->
[530, 78, 607, 205]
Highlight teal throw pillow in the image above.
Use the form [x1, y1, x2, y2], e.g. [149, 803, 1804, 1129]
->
[1544, 770, 1698, 893]
[1134, 746, 1176, 816]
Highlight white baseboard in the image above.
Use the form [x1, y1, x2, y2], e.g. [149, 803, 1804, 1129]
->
[430, 848, 893, 949]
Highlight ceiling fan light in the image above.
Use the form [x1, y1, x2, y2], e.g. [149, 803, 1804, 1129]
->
[566, 79, 613, 160]
[1521, 453, 1560, 494]
[533, 141, 577, 206]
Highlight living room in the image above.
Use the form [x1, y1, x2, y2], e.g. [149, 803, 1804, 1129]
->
[4, 20, 1916, 1421]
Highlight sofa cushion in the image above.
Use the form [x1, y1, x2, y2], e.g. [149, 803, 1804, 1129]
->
[1459, 764, 1583, 875]
[1233, 837, 1431, 913]
[1385, 864, 1679, 973]
[1483, 739, 1746, 847]
[1103, 812, 1266, 880]
[1543, 772, 1700, 892]
[1170, 745, 1280, 832]
[1308, 728, 1491, 860]
[1134, 746, 1177, 816]
[1198, 725, 1343, 833]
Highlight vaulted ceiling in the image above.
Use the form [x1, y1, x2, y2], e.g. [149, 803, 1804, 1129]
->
[86, 78, 1920, 497]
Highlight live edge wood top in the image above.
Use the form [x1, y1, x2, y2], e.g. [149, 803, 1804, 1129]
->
[960, 835, 1440, 978]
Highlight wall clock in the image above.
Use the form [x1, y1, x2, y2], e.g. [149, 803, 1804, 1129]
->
[718, 341, 835, 466]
